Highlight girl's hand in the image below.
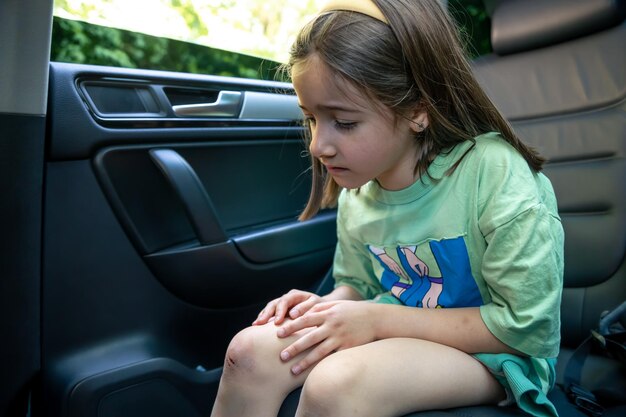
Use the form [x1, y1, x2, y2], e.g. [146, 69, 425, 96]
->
[276, 300, 378, 375]
[252, 289, 323, 326]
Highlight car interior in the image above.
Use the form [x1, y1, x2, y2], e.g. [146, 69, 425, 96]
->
[1, 0, 624, 416]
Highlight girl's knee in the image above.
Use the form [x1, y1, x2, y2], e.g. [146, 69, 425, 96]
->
[299, 353, 366, 413]
[222, 325, 277, 381]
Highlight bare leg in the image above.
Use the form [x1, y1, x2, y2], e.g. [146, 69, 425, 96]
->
[210, 321, 315, 417]
[296, 338, 505, 417]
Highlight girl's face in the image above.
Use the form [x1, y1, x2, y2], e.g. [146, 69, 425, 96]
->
[293, 54, 424, 191]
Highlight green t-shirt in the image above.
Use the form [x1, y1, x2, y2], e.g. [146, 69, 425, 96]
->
[333, 132, 564, 359]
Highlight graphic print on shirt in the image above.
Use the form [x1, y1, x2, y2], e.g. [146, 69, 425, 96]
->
[368, 236, 483, 308]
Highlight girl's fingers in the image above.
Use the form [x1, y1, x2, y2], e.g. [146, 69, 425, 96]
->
[273, 297, 294, 324]
[290, 339, 336, 375]
[277, 311, 322, 338]
[253, 290, 321, 325]
[252, 300, 278, 325]
[289, 296, 320, 319]
[275, 291, 312, 324]
[309, 300, 338, 313]
[289, 299, 311, 319]
[279, 326, 327, 365]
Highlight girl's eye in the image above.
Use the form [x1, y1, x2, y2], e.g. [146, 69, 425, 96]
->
[334, 120, 357, 130]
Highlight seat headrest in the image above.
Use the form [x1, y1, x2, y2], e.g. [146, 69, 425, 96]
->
[491, 0, 626, 55]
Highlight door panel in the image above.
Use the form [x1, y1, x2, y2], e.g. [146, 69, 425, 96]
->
[42, 62, 336, 417]
[0, 0, 52, 414]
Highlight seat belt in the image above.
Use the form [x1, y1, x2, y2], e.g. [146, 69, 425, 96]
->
[562, 301, 626, 417]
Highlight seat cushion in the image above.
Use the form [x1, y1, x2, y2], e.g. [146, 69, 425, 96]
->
[277, 386, 606, 417]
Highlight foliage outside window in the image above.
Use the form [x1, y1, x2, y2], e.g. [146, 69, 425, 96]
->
[51, 0, 491, 81]
[51, 17, 281, 80]
[449, 0, 492, 57]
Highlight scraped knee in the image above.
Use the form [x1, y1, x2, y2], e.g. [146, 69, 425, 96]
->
[221, 324, 278, 382]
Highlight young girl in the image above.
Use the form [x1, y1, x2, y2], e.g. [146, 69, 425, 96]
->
[210, 1, 564, 416]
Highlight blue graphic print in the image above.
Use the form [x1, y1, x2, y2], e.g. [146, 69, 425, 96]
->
[368, 236, 483, 308]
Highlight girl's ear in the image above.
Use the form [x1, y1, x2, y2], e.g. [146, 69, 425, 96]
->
[409, 107, 429, 133]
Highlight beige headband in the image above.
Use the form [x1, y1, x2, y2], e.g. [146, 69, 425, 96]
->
[319, 0, 388, 24]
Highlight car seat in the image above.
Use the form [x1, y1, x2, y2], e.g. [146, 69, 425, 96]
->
[278, 0, 626, 416]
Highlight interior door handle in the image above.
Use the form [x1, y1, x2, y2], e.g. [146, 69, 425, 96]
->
[149, 149, 227, 245]
[172, 91, 242, 117]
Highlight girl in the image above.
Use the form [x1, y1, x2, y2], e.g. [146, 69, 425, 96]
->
[210, 1, 563, 416]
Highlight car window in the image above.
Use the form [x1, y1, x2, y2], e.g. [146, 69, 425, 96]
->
[448, 0, 492, 58]
[51, 0, 327, 80]
[51, 0, 491, 80]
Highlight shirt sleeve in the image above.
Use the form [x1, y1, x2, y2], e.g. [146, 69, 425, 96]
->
[332, 191, 385, 300]
[476, 140, 564, 358]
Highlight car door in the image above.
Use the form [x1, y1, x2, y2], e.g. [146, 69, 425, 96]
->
[2, 2, 337, 417]
[40, 61, 337, 417]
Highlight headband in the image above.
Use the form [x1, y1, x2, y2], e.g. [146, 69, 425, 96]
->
[319, 0, 388, 24]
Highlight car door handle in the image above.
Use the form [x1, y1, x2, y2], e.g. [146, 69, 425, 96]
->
[172, 91, 242, 117]
[149, 149, 227, 245]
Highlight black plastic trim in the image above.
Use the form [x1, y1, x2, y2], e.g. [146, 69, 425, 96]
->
[49, 62, 303, 160]
[149, 149, 226, 245]
[233, 211, 337, 264]
[68, 358, 221, 417]
[144, 241, 333, 308]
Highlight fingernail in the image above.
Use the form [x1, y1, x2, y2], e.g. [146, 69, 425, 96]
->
[277, 328, 285, 337]
[290, 308, 299, 318]
[280, 351, 290, 361]
[291, 365, 301, 375]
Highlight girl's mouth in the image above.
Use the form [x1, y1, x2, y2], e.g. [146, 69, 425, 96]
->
[325, 165, 348, 175]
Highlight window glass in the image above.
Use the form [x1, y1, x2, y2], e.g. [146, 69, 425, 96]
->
[50, 17, 282, 80]
[51, 0, 491, 80]
[448, 0, 492, 58]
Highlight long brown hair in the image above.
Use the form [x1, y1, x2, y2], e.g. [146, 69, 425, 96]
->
[288, 0, 545, 220]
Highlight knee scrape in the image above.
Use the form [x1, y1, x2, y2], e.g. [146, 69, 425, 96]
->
[223, 336, 258, 375]
[226, 354, 236, 368]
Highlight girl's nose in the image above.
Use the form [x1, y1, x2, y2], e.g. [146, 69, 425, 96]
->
[309, 125, 336, 159]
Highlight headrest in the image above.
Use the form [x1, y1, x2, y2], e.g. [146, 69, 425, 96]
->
[491, 0, 626, 55]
